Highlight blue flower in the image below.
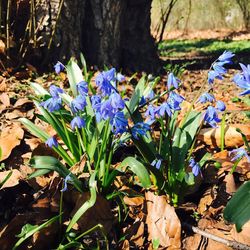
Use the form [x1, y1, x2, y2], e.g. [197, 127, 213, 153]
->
[140, 90, 155, 105]
[167, 73, 180, 90]
[216, 100, 226, 112]
[110, 111, 128, 134]
[61, 174, 73, 192]
[131, 122, 150, 139]
[100, 99, 114, 120]
[109, 92, 125, 111]
[204, 106, 221, 127]
[70, 95, 87, 113]
[151, 159, 162, 169]
[70, 116, 85, 130]
[77, 81, 88, 96]
[40, 97, 62, 112]
[95, 68, 116, 96]
[212, 62, 227, 75]
[156, 102, 172, 117]
[145, 104, 156, 123]
[198, 93, 215, 104]
[218, 51, 235, 64]
[91, 95, 102, 112]
[229, 148, 250, 162]
[54, 61, 65, 74]
[116, 72, 126, 82]
[233, 63, 250, 96]
[208, 70, 223, 84]
[189, 158, 200, 177]
[49, 85, 64, 98]
[168, 91, 185, 111]
[45, 136, 58, 148]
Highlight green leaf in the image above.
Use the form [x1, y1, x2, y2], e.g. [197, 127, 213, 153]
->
[224, 180, 250, 232]
[66, 171, 97, 232]
[0, 171, 12, 188]
[66, 59, 84, 97]
[119, 157, 151, 188]
[13, 215, 60, 250]
[30, 82, 49, 96]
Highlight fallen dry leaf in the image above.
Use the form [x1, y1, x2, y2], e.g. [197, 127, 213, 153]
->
[231, 220, 250, 246]
[0, 77, 6, 92]
[0, 169, 23, 189]
[198, 124, 250, 148]
[145, 191, 181, 249]
[0, 92, 10, 107]
[14, 98, 33, 108]
[123, 196, 144, 206]
[0, 39, 5, 54]
[0, 123, 24, 161]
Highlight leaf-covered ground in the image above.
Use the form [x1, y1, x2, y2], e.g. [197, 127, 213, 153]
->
[0, 64, 250, 249]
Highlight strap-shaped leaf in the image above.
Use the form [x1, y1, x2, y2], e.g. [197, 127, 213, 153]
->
[224, 180, 250, 232]
[119, 157, 151, 188]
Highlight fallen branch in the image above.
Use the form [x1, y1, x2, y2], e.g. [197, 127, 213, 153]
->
[183, 223, 250, 250]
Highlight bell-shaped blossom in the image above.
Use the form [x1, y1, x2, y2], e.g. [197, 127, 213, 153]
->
[100, 99, 114, 120]
[212, 62, 227, 75]
[189, 158, 201, 177]
[70, 95, 87, 113]
[49, 85, 64, 98]
[110, 111, 128, 134]
[145, 104, 157, 123]
[218, 51, 235, 64]
[70, 116, 85, 130]
[131, 122, 150, 139]
[140, 90, 155, 105]
[151, 159, 162, 169]
[216, 100, 226, 112]
[167, 72, 180, 90]
[204, 106, 221, 127]
[168, 91, 185, 111]
[61, 174, 73, 192]
[95, 68, 116, 96]
[156, 102, 172, 117]
[54, 61, 65, 74]
[208, 70, 223, 84]
[233, 63, 250, 96]
[109, 92, 125, 111]
[45, 136, 58, 148]
[198, 92, 215, 104]
[77, 81, 88, 96]
[229, 148, 250, 162]
[40, 97, 62, 112]
[116, 72, 126, 82]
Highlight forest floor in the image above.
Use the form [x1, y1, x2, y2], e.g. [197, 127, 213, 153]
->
[0, 47, 250, 249]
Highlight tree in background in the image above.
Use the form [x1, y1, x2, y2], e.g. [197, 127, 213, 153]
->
[1, 0, 160, 72]
[235, 0, 250, 30]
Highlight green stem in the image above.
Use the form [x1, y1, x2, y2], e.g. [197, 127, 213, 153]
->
[220, 112, 226, 151]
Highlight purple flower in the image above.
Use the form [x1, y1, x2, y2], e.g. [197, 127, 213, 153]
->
[45, 136, 58, 148]
[208, 70, 223, 84]
[218, 51, 235, 64]
[198, 93, 215, 104]
[110, 111, 128, 134]
[77, 81, 88, 96]
[216, 100, 226, 112]
[189, 158, 200, 177]
[145, 104, 156, 123]
[233, 63, 250, 96]
[168, 91, 185, 111]
[204, 106, 221, 127]
[95, 68, 116, 96]
[61, 174, 73, 192]
[40, 97, 62, 112]
[109, 92, 125, 111]
[229, 148, 250, 162]
[116, 73, 126, 82]
[100, 99, 114, 120]
[91, 95, 102, 112]
[151, 159, 162, 169]
[156, 102, 172, 117]
[167, 73, 180, 90]
[70, 116, 85, 130]
[131, 122, 150, 139]
[70, 95, 87, 113]
[54, 61, 65, 74]
[49, 85, 64, 98]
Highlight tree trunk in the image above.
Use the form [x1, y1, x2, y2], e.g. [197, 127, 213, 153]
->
[33, 0, 160, 72]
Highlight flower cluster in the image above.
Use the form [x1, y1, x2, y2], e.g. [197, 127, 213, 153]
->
[189, 158, 201, 177]
[208, 51, 234, 84]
